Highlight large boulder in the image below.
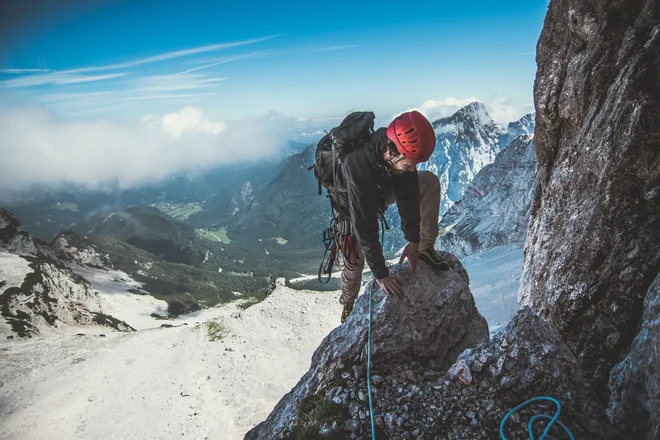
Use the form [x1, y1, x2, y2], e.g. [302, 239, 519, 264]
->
[609, 272, 660, 439]
[519, 0, 660, 398]
[245, 253, 489, 439]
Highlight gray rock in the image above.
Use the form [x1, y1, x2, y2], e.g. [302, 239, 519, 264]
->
[609, 273, 660, 439]
[244, 255, 488, 439]
[0, 208, 38, 255]
[519, 0, 660, 402]
[453, 308, 617, 438]
[0, 254, 134, 337]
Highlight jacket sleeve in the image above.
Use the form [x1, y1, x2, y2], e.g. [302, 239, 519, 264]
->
[343, 157, 389, 279]
[392, 170, 421, 243]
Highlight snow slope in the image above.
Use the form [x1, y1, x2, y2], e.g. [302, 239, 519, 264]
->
[0, 280, 342, 440]
[0, 245, 521, 440]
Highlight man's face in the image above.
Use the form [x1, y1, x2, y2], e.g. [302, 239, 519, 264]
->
[389, 156, 417, 173]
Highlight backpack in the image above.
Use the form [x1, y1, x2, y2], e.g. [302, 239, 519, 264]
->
[310, 111, 375, 211]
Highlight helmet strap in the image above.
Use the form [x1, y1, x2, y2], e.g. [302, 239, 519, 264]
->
[387, 153, 406, 167]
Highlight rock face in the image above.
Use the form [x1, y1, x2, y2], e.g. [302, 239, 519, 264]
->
[0, 254, 134, 337]
[1, 208, 133, 337]
[0, 208, 38, 255]
[519, 0, 660, 400]
[245, 253, 489, 439]
[50, 229, 113, 269]
[245, 304, 616, 439]
[609, 273, 660, 439]
[436, 135, 536, 258]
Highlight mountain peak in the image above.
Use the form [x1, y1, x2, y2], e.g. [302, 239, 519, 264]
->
[431, 102, 496, 129]
[454, 101, 492, 123]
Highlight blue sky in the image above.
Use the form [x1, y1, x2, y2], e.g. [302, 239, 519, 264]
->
[0, 0, 547, 122]
[0, 0, 548, 199]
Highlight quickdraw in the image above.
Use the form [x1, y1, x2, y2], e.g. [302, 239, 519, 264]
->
[317, 217, 359, 283]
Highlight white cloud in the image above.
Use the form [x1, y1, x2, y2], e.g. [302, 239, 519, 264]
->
[58, 35, 281, 74]
[130, 73, 219, 93]
[482, 98, 533, 125]
[0, 35, 279, 91]
[0, 104, 292, 201]
[143, 106, 227, 138]
[300, 130, 324, 136]
[395, 97, 533, 125]
[393, 97, 479, 123]
[197, 78, 228, 84]
[1, 72, 128, 87]
[434, 123, 457, 135]
[173, 53, 259, 76]
[0, 68, 53, 74]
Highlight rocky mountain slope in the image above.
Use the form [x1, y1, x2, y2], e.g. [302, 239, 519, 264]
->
[1, 209, 132, 337]
[420, 102, 507, 215]
[436, 135, 536, 258]
[518, 0, 660, 412]
[246, 256, 614, 440]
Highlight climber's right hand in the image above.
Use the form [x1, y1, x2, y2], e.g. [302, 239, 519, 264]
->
[376, 275, 404, 299]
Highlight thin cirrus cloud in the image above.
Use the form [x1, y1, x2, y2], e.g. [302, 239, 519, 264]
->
[51, 34, 282, 75]
[1, 72, 129, 88]
[173, 53, 260, 76]
[0, 34, 281, 90]
[0, 68, 53, 74]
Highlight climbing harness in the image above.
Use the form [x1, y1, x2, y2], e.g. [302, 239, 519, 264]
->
[317, 217, 359, 283]
[500, 396, 575, 440]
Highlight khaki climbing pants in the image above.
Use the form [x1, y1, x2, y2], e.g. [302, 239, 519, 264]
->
[339, 170, 441, 305]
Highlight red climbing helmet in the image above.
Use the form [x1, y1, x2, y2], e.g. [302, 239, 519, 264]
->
[386, 111, 436, 163]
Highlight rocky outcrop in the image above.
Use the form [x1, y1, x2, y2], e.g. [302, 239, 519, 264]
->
[608, 272, 660, 439]
[0, 208, 38, 255]
[245, 253, 489, 439]
[51, 229, 113, 269]
[519, 0, 660, 401]
[0, 254, 134, 337]
[436, 135, 536, 258]
[499, 113, 535, 149]
[1, 209, 133, 337]
[246, 288, 616, 439]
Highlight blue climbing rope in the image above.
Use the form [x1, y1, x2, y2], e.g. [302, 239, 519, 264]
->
[366, 281, 376, 439]
[500, 396, 575, 440]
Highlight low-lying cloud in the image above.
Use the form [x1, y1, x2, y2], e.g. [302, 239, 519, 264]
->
[394, 97, 533, 126]
[0, 104, 295, 202]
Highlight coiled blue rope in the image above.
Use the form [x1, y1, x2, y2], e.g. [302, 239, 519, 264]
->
[366, 281, 376, 439]
[500, 396, 575, 440]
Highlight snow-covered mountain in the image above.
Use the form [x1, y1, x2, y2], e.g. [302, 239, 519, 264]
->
[383, 106, 535, 253]
[499, 112, 535, 149]
[0, 209, 133, 338]
[422, 102, 507, 214]
[436, 135, 536, 257]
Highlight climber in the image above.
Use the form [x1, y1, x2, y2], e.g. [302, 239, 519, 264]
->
[336, 111, 449, 323]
